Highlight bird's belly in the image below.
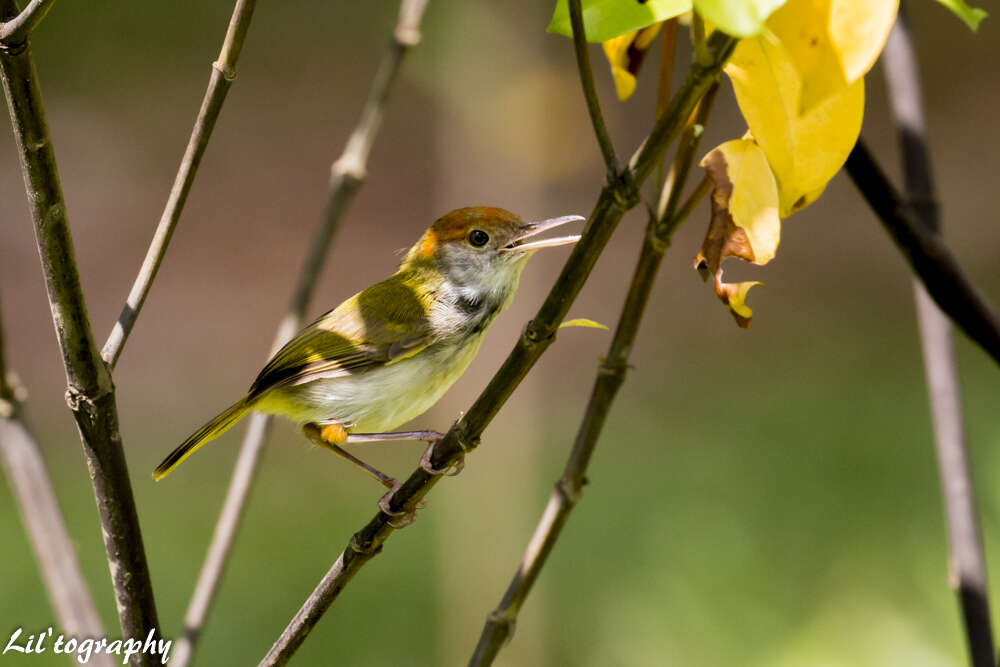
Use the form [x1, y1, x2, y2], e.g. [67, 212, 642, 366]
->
[260, 338, 483, 433]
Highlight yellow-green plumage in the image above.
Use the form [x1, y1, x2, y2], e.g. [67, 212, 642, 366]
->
[153, 398, 252, 480]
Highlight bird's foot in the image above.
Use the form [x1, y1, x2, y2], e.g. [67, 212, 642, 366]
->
[419, 439, 464, 477]
[378, 481, 422, 528]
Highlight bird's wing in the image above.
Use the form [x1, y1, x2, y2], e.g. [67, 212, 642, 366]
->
[248, 273, 436, 397]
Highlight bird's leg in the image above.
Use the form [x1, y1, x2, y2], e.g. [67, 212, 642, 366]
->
[302, 423, 397, 490]
[344, 430, 463, 477]
[305, 424, 451, 528]
[343, 430, 445, 444]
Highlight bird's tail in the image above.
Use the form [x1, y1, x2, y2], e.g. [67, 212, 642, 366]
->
[153, 396, 254, 481]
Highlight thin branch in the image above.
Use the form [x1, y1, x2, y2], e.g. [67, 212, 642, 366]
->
[568, 0, 619, 177]
[259, 31, 737, 667]
[0, 0, 56, 45]
[470, 82, 719, 667]
[0, 298, 113, 667]
[0, 2, 161, 660]
[169, 2, 431, 665]
[844, 142, 1000, 367]
[657, 82, 718, 222]
[102, 0, 258, 369]
[655, 19, 678, 121]
[882, 9, 994, 666]
[653, 18, 679, 188]
[691, 12, 711, 67]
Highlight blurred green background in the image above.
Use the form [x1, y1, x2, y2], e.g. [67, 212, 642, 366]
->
[1, 1, 999, 665]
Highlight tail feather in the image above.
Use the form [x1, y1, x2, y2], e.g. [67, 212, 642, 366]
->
[153, 397, 253, 481]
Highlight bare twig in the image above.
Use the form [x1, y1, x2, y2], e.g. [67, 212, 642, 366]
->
[168, 2, 431, 665]
[0, 298, 113, 667]
[567, 0, 619, 177]
[259, 31, 736, 667]
[844, 143, 1000, 367]
[0, 2, 160, 660]
[0, 0, 56, 45]
[691, 12, 711, 67]
[470, 83, 719, 667]
[102, 0, 258, 369]
[657, 83, 717, 223]
[882, 9, 994, 666]
[653, 18, 679, 188]
[655, 19, 678, 121]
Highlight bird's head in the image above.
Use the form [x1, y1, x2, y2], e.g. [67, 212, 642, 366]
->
[403, 207, 583, 293]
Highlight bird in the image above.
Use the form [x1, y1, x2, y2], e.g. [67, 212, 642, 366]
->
[153, 206, 583, 498]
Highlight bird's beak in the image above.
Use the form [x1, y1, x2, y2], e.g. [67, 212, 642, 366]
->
[504, 215, 585, 253]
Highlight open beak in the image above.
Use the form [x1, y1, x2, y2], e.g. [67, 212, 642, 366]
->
[504, 215, 585, 253]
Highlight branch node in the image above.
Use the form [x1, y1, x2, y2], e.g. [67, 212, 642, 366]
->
[521, 320, 555, 348]
[450, 420, 479, 454]
[0, 37, 27, 55]
[394, 25, 421, 47]
[556, 476, 583, 505]
[597, 357, 629, 380]
[652, 219, 673, 244]
[606, 168, 640, 211]
[646, 221, 670, 253]
[211, 59, 237, 82]
[64, 386, 83, 412]
[348, 532, 380, 556]
[485, 610, 515, 645]
[331, 154, 366, 185]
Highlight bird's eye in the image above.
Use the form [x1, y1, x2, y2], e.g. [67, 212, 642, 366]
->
[468, 229, 490, 247]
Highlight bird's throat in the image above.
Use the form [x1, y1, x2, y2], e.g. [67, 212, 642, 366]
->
[446, 283, 512, 337]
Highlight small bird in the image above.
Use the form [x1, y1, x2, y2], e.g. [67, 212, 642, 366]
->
[153, 207, 582, 490]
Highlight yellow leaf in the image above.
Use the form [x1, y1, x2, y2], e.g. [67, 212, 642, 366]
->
[601, 23, 663, 100]
[765, 0, 844, 113]
[695, 139, 778, 328]
[726, 33, 864, 216]
[559, 318, 610, 330]
[785, 181, 826, 216]
[829, 0, 898, 84]
[719, 281, 762, 328]
[700, 139, 781, 265]
[766, 0, 897, 112]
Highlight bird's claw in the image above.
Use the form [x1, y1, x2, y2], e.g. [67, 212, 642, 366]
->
[378, 482, 424, 528]
[419, 441, 464, 476]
